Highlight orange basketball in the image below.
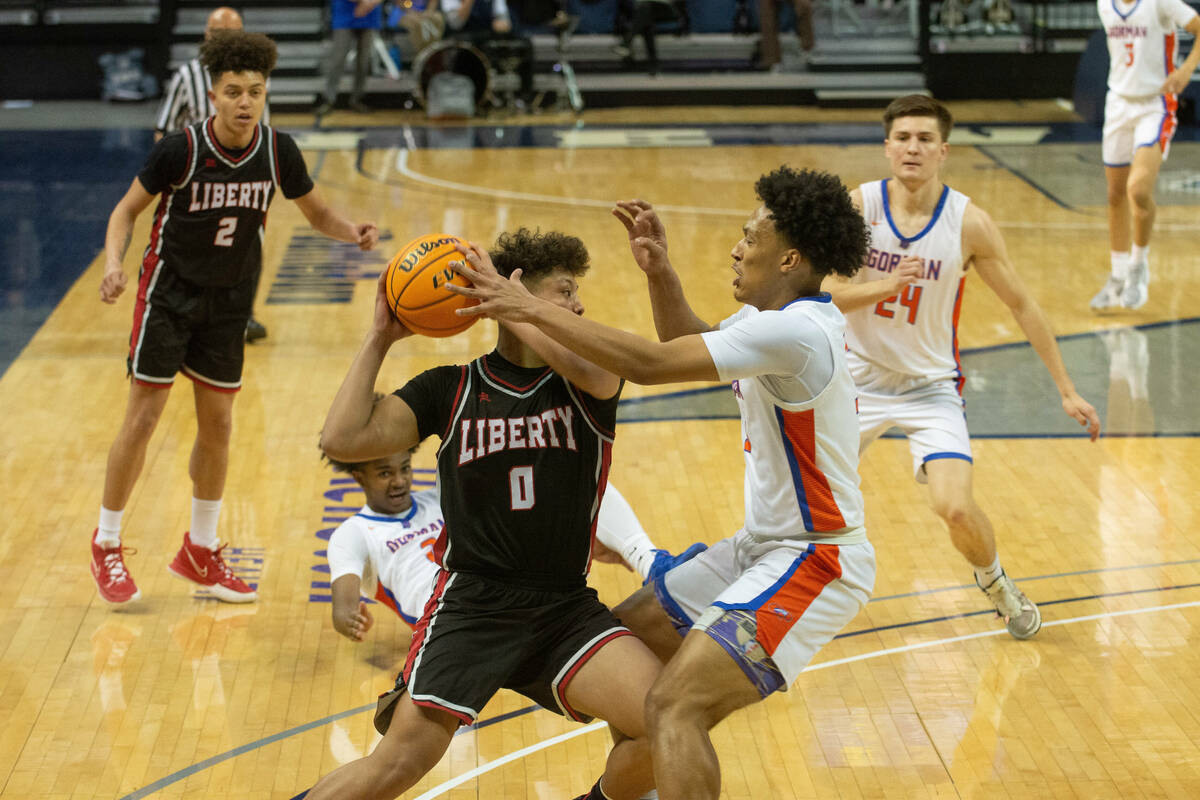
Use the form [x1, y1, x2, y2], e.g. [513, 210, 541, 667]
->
[384, 233, 479, 338]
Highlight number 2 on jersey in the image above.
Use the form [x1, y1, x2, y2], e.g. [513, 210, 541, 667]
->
[214, 216, 237, 247]
[874, 284, 924, 324]
[509, 465, 535, 510]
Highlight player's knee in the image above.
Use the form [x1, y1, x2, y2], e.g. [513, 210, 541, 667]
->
[366, 746, 438, 794]
[1127, 183, 1154, 211]
[196, 411, 234, 444]
[931, 497, 971, 528]
[614, 587, 658, 634]
[1107, 183, 1126, 206]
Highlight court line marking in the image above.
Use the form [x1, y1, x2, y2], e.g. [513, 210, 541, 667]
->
[410, 599, 1200, 799]
[361, 149, 1200, 231]
[389, 149, 747, 217]
[120, 590, 1200, 799]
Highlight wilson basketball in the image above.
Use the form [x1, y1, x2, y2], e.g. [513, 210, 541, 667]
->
[384, 233, 479, 337]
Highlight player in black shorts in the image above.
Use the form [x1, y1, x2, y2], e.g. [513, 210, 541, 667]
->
[305, 229, 660, 800]
[89, 30, 378, 606]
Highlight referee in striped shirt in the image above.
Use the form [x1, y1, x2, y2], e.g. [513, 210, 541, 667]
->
[154, 7, 273, 341]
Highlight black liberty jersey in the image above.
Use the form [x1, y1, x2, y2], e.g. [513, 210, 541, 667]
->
[136, 118, 313, 288]
[396, 350, 622, 589]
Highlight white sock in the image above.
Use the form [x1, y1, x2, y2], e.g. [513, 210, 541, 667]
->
[189, 497, 222, 549]
[974, 554, 1004, 587]
[1131, 244, 1149, 267]
[1110, 250, 1130, 280]
[595, 484, 658, 580]
[97, 506, 124, 548]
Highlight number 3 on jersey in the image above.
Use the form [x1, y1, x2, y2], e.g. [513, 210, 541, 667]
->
[874, 284, 924, 324]
[509, 465, 535, 510]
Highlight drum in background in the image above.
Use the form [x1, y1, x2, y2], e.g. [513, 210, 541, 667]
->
[412, 40, 492, 116]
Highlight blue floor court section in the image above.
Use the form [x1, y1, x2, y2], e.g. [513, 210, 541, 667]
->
[0, 129, 153, 377]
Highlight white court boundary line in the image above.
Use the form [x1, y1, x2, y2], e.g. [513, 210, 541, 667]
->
[383, 149, 1200, 231]
[415, 599, 1200, 798]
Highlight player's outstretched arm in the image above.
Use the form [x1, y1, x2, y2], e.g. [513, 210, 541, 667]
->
[453, 242, 621, 399]
[965, 204, 1101, 440]
[613, 200, 714, 340]
[331, 575, 374, 641]
[822, 255, 922, 312]
[449, 254, 719, 385]
[322, 273, 423, 460]
[293, 187, 379, 251]
[101, 177, 156, 304]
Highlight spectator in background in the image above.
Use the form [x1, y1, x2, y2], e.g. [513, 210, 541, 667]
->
[389, 0, 445, 56]
[757, 0, 814, 71]
[154, 6, 271, 343]
[442, 0, 535, 106]
[316, 0, 384, 114]
[613, 0, 689, 77]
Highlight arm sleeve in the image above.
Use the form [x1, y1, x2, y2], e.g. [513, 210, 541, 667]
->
[136, 133, 190, 195]
[273, 131, 316, 200]
[327, 520, 370, 580]
[700, 308, 831, 383]
[394, 365, 463, 443]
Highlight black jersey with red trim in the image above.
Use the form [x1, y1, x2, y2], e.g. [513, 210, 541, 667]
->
[136, 118, 313, 288]
[395, 350, 622, 590]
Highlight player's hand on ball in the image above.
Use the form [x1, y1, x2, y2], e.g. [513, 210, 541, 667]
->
[373, 270, 414, 342]
[447, 241, 536, 322]
[100, 268, 127, 304]
[356, 222, 379, 251]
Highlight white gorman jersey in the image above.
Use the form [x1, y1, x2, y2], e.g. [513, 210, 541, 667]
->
[700, 297, 866, 543]
[1100, 0, 1197, 98]
[845, 179, 971, 391]
[326, 488, 446, 626]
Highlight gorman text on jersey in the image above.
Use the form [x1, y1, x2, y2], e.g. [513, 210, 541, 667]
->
[187, 180, 275, 212]
[457, 406, 578, 465]
[866, 248, 944, 280]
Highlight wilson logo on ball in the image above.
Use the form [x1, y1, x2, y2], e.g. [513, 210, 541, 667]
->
[385, 233, 479, 338]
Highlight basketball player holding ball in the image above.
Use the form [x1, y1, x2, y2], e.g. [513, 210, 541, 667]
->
[307, 228, 660, 800]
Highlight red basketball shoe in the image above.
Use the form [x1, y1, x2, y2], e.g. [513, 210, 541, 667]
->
[90, 528, 141, 604]
[168, 532, 258, 603]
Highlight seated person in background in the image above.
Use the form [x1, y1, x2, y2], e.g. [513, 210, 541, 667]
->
[388, 0, 445, 56]
[324, 447, 707, 641]
[441, 0, 536, 106]
[614, 0, 689, 76]
[757, 0, 814, 71]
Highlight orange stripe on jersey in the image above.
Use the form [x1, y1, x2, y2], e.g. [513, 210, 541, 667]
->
[754, 545, 843, 655]
[1160, 91, 1178, 153]
[777, 408, 846, 531]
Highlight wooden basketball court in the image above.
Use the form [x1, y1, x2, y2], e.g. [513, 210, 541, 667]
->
[2, 101, 1198, 799]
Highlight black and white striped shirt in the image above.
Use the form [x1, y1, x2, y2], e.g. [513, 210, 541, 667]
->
[154, 57, 271, 134]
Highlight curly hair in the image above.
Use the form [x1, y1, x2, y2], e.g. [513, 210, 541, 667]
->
[754, 166, 869, 280]
[882, 94, 954, 142]
[490, 228, 590, 284]
[200, 30, 278, 81]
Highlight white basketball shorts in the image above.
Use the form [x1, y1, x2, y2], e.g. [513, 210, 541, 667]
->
[654, 530, 875, 695]
[1102, 90, 1178, 166]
